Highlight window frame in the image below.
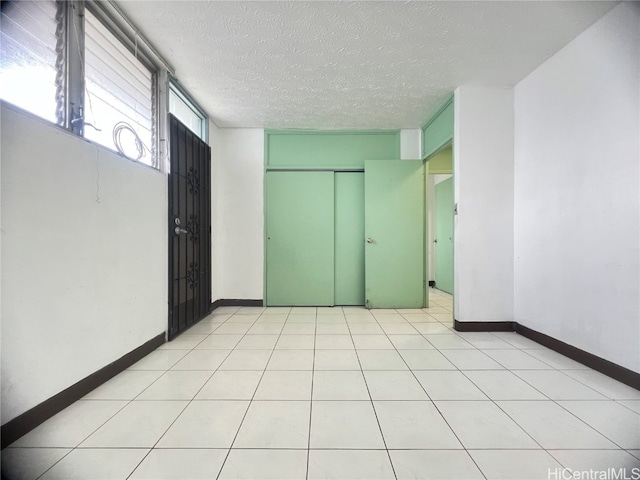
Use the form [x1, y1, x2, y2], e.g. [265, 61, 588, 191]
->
[169, 79, 208, 143]
[82, 1, 169, 170]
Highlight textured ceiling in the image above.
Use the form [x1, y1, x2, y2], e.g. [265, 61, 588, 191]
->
[115, 1, 617, 129]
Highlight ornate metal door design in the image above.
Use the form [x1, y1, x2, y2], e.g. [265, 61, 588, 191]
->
[168, 114, 211, 340]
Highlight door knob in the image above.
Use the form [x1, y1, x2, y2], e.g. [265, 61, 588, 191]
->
[366, 237, 374, 244]
[174, 226, 188, 235]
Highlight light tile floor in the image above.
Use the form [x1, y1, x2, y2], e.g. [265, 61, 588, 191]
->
[3, 290, 640, 479]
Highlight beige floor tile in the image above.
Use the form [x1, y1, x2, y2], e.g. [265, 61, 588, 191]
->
[308, 450, 395, 480]
[80, 401, 187, 448]
[40, 449, 148, 480]
[313, 371, 370, 400]
[390, 450, 484, 480]
[374, 401, 462, 448]
[1, 448, 70, 480]
[310, 401, 385, 449]
[218, 449, 307, 480]
[233, 401, 310, 448]
[195, 370, 263, 399]
[469, 450, 563, 480]
[156, 401, 248, 448]
[253, 371, 312, 400]
[497, 400, 618, 449]
[11, 400, 127, 448]
[129, 448, 227, 479]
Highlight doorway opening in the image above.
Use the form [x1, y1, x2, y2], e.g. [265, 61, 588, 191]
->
[426, 144, 454, 301]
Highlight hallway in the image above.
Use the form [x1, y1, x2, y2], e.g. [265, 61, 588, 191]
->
[2, 290, 639, 479]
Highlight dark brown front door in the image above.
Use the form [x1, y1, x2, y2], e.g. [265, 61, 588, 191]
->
[168, 114, 211, 340]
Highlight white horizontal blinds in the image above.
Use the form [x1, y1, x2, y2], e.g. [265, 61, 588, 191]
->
[84, 9, 153, 165]
[169, 88, 204, 139]
[0, 0, 58, 122]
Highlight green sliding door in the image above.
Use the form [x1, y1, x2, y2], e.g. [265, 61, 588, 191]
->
[364, 160, 425, 308]
[434, 176, 454, 294]
[265, 171, 335, 306]
[335, 172, 365, 305]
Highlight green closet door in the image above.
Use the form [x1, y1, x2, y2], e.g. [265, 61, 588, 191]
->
[364, 160, 425, 309]
[335, 172, 365, 305]
[266, 171, 335, 306]
[434, 176, 454, 294]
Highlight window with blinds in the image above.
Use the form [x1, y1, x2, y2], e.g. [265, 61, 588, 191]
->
[1, 1, 207, 171]
[84, 9, 154, 166]
[0, 0, 59, 123]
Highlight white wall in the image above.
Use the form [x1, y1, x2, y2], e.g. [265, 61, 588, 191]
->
[514, 3, 640, 372]
[1, 104, 167, 424]
[400, 129, 421, 159]
[209, 120, 222, 301]
[454, 86, 515, 322]
[211, 128, 264, 301]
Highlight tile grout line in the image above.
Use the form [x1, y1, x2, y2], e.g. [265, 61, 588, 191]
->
[373, 305, 548, 479]
[455, 341, 624, 466]
[440, 345, 546, 450]
[454, 365, 553, 476]
[215, 306, 292, 480]
[614, 399, 640, 415]
[495, 356, 626, 446]
[18, 302, 636, 479]
[549, 396, 633, 451]
[418, 296, 501, 477]
[116, 309, 260, 478]
[126, 308, 262, 479]
[348, 309, 399, 480]
[34, 361, 192, 479]
[370, 307, 488, 480]
[305, 307, 319, 480]
[32, 326, 219, 479]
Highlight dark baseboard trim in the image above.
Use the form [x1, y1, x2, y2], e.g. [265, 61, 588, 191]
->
[0, 332, 165, 449]
[515, 323, 640, 391]
[454, 320, 639, 391]
[211, 299, 264, 310]
[454, 319, 516, 332]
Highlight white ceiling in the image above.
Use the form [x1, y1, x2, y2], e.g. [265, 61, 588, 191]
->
[115, 0, 617, 129]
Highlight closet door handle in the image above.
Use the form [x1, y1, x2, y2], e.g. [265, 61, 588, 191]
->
[366, 238, 374, 244]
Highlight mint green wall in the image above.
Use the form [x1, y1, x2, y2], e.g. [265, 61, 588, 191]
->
[422, 98, 454, 159]
[265, 130, 400, 169]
